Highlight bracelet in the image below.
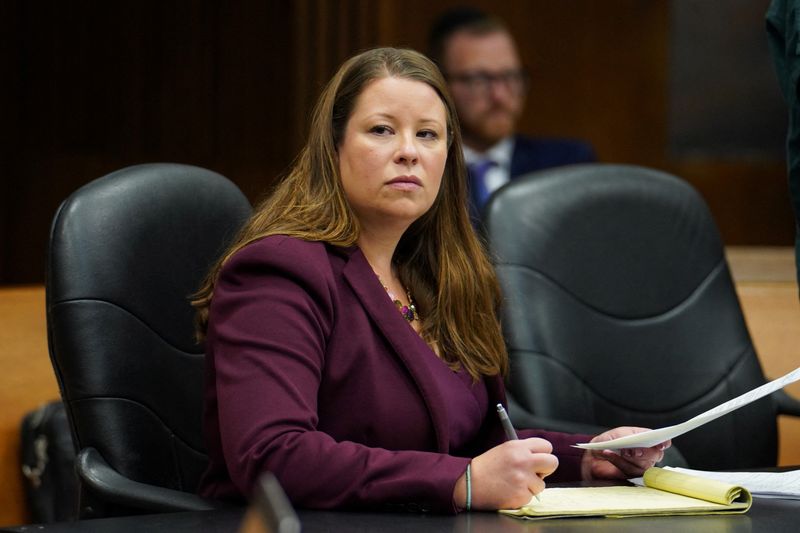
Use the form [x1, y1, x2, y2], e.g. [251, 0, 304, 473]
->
[465, 462, 472, 512]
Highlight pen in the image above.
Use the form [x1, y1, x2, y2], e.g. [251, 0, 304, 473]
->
[496, 403, 541, 502]
[496, 403, 518, 441]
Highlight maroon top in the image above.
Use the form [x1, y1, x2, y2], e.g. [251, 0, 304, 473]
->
[198, 236, 591, 513]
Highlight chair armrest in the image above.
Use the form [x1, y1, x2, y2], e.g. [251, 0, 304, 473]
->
[505, 394, 689, 468]
[76, 447, 218, 513]
[775, 388, 800, 417]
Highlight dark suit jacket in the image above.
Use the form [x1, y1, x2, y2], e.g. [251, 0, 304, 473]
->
[198, 235, 591, 512]
[767, 0, 800, 288]
[510, 134, 596, 178]
[469, 135, 596, 222]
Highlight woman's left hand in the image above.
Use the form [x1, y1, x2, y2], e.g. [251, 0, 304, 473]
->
[581, 426, 670, 480]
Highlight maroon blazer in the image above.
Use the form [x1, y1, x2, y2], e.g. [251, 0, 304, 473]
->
[198, 235, 591, 512]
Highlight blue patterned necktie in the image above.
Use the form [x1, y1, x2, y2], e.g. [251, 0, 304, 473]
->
[468, 159, 497, 209]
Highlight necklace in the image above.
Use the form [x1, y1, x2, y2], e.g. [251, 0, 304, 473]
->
[379, 277, 419, 323]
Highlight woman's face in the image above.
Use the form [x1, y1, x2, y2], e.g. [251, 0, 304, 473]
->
[338, 76, 448, 233]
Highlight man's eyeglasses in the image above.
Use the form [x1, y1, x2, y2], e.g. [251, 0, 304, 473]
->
[447, 69, 529, 96]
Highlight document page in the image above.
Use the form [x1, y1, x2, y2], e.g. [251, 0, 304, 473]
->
[662, 467, 800, 500]
[511, 486, 734, 513]
[575, 366, 800, 450]
[502, 467, 753, 520]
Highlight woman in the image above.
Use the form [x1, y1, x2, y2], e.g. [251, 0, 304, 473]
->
[192, 47, 667, 513]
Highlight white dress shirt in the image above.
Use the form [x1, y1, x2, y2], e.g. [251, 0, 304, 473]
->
[462, 137, 515, 195]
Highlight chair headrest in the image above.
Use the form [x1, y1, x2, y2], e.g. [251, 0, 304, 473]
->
[485, 164, 724, 318]
[47, 163, 253, 352]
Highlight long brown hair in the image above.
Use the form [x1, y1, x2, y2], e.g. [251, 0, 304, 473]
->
[193, 47, 507, 379]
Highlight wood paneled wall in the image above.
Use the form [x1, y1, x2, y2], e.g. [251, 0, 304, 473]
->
[1, 1, 794, 284]
[0, 286, 59, 526]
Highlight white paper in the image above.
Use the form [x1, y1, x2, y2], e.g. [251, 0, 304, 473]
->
[629, 467, 800, 500]
[574, 366, 800, 450]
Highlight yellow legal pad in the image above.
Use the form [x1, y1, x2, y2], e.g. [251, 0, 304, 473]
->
[501, 467, 752, 520]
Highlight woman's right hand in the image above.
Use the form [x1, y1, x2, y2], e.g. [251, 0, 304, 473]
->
[453, 438, 558, 511]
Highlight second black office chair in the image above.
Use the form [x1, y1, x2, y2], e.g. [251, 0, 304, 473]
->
[484, 163, 800, 470]
[46, 163, 252, 517]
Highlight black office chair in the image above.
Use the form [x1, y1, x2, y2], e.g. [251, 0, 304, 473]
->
[484, 163, 800, 470]
[46, 163, 252, 517]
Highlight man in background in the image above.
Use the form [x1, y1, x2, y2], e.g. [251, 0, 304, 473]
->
[428, 7, 596, 220]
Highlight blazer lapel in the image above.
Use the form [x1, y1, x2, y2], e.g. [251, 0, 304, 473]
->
[342, 248, 452, 452]
[509, 134, 542, 178]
